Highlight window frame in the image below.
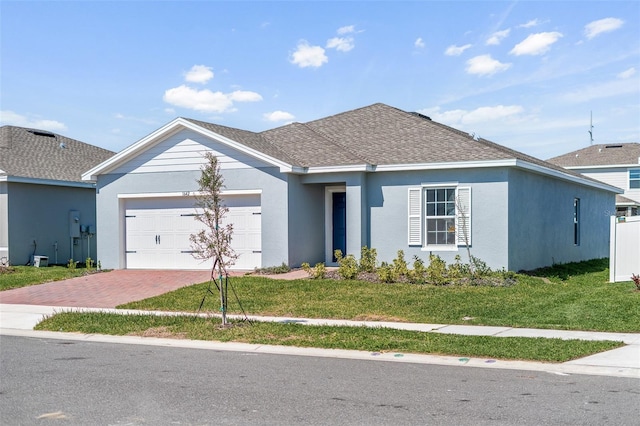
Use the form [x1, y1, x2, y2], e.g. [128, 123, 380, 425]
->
[407, 184, 471, 250]
[629, 169, 640, 189]
[573, 197, 580, 246]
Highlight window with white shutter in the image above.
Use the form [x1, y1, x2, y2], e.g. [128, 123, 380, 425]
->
[407, 185, 472, 248]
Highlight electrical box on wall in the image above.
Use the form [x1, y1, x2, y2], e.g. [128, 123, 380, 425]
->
[69, 210, 81, 238]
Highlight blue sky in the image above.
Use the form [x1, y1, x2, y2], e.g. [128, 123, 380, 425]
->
[1, 1, 638, 160]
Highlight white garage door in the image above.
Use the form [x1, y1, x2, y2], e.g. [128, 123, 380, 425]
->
[124, 195, 261, 270]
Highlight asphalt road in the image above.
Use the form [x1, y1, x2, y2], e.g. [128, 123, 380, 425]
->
[1, 335, 637, 425]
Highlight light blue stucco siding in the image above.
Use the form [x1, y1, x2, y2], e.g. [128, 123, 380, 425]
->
[367, 168, 510, 270]
[286, 174, 324, 267]
[5, 182, 98, 266]
[95, 166, 289, 270]
[507, 168, 614, 271]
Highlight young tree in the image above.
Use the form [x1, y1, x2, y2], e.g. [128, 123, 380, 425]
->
[190, 152, 237, 325]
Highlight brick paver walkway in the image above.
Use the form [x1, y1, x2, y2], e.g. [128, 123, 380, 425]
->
[0, 270, 220, 308]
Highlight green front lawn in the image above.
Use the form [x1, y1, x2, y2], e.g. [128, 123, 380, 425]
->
[120, 259, 639, 333]
[0, 266, 91, 291]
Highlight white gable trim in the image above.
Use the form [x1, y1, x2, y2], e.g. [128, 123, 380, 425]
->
[564, 163, 640, 170]
[514, 160, 623, 194]
[82, 118, 294, 181]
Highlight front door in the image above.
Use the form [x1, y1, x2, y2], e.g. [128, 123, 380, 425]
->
[332, 192, 346, 262]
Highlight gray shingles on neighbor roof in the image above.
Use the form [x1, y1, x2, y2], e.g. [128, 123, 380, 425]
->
[547, 143, 640, 167]
[0, 126, 115, 183]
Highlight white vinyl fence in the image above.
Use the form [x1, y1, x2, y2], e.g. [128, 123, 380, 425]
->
[609, 215, 640, 283]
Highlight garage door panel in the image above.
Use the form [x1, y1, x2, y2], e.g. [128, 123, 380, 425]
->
[125, 196, 261, 270]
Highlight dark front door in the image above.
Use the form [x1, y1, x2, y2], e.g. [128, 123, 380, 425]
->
[332, 192, 346, 262]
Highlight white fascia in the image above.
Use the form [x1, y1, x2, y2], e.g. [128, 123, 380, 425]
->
[563, 164, 640, 170]
[82, 118, 294, 181]
[1, 175, 95, 188]
[374, 159, 518, 172]
[301, 164, 374, 174]
[514, 160, 624, 193]
[117, 189, 262, 199]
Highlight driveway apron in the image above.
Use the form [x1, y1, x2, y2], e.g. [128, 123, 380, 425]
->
[0, 270, 214, 308]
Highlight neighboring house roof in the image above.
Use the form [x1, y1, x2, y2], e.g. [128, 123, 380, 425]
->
[82, 103, 622, 194]
[547, 143, 640, 168]
[0, 126, 114, 185]
[617, 194, 640, 206]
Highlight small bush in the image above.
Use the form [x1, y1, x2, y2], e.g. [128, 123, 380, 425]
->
[407, 256, 427, 284]
[359, 246, 378, 273]
[377, 262, 399, 283]
[85, 257, 94, 269]
[67, 259, 76, 270]
[301, 262, 326, 279]
[426, 254, 449, 285]
[632, 273, 640, 291]
[392, 250, 409, 277]
[255, 262, 291, 275]
[334, 250, 359, 280]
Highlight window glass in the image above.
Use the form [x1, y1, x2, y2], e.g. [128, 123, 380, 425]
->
[630, 169, 640, 189]
[425, 188, 456, 246]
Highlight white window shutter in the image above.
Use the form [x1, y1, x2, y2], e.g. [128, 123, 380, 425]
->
[408, 188, 422, 245]
[456, 186, 472, 246]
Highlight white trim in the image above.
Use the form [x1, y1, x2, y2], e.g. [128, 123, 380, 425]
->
[0, 175, 95, 188]
[421, 182, 458, 188]
[82, 118, 294, 181]
[117, 189, 262, 199]
[514, 160, 623, 194]
[564, 164, 640, 170]
[302, 164, 373, 174]
[376, 159, 517, 172]
[325, 186, 346, 265]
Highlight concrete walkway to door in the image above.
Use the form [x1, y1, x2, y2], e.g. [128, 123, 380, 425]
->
[0, 270, 222, 308]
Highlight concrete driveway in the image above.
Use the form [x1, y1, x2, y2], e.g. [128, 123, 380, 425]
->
[0, 270, 217, 308]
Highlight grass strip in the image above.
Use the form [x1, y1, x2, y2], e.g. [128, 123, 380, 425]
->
[35, 312, 624, 363]
[0, 266, 90, 291]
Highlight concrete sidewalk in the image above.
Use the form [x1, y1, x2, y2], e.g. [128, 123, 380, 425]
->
[1, 303, 638, 379]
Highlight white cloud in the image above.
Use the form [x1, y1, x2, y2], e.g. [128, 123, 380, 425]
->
[584, 17, 624, 39]
[617, 67, 636, 79]
[184, 65, 214, 84]
[163, 85, 262, 113]
[0, 110, 67, 131]
[419, 105, 524, 126]
[337, 25, 355, 35]
[519, 19, 541, 28]
[326, 36, 355, 52]
[486, 29, 510, 45]
[465, 55, 511, 76]
[510, 32, 563, 56]
[263, 110, 295, 122]
[415, 37, 425, 48]
[444, 43, 472, 56]
[290, 40, 328, 68]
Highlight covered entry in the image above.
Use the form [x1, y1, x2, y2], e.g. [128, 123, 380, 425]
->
[123, 193, 261, 270]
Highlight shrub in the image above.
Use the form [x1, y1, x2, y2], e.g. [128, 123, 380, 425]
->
[470, 255, 492, 277]
[426, 254, 449, 285]
[407, 256, 427, 284]
[359, 246, 378, 273]
[392, 250, 409, 277]
[632, 273, 640, 291]
[67, 259, 76, 270]
[377, 261, 399, 283]
[334, 250, 359, 280]
[448, 255, 468, 279]
[255, 262, 291, 275]
[301, 262, 326, 279]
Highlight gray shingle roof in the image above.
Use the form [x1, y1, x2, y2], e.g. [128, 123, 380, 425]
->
[185, 103, 589, 182]
[0, 126, 115, 183]
[547, 143, 640, 167]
